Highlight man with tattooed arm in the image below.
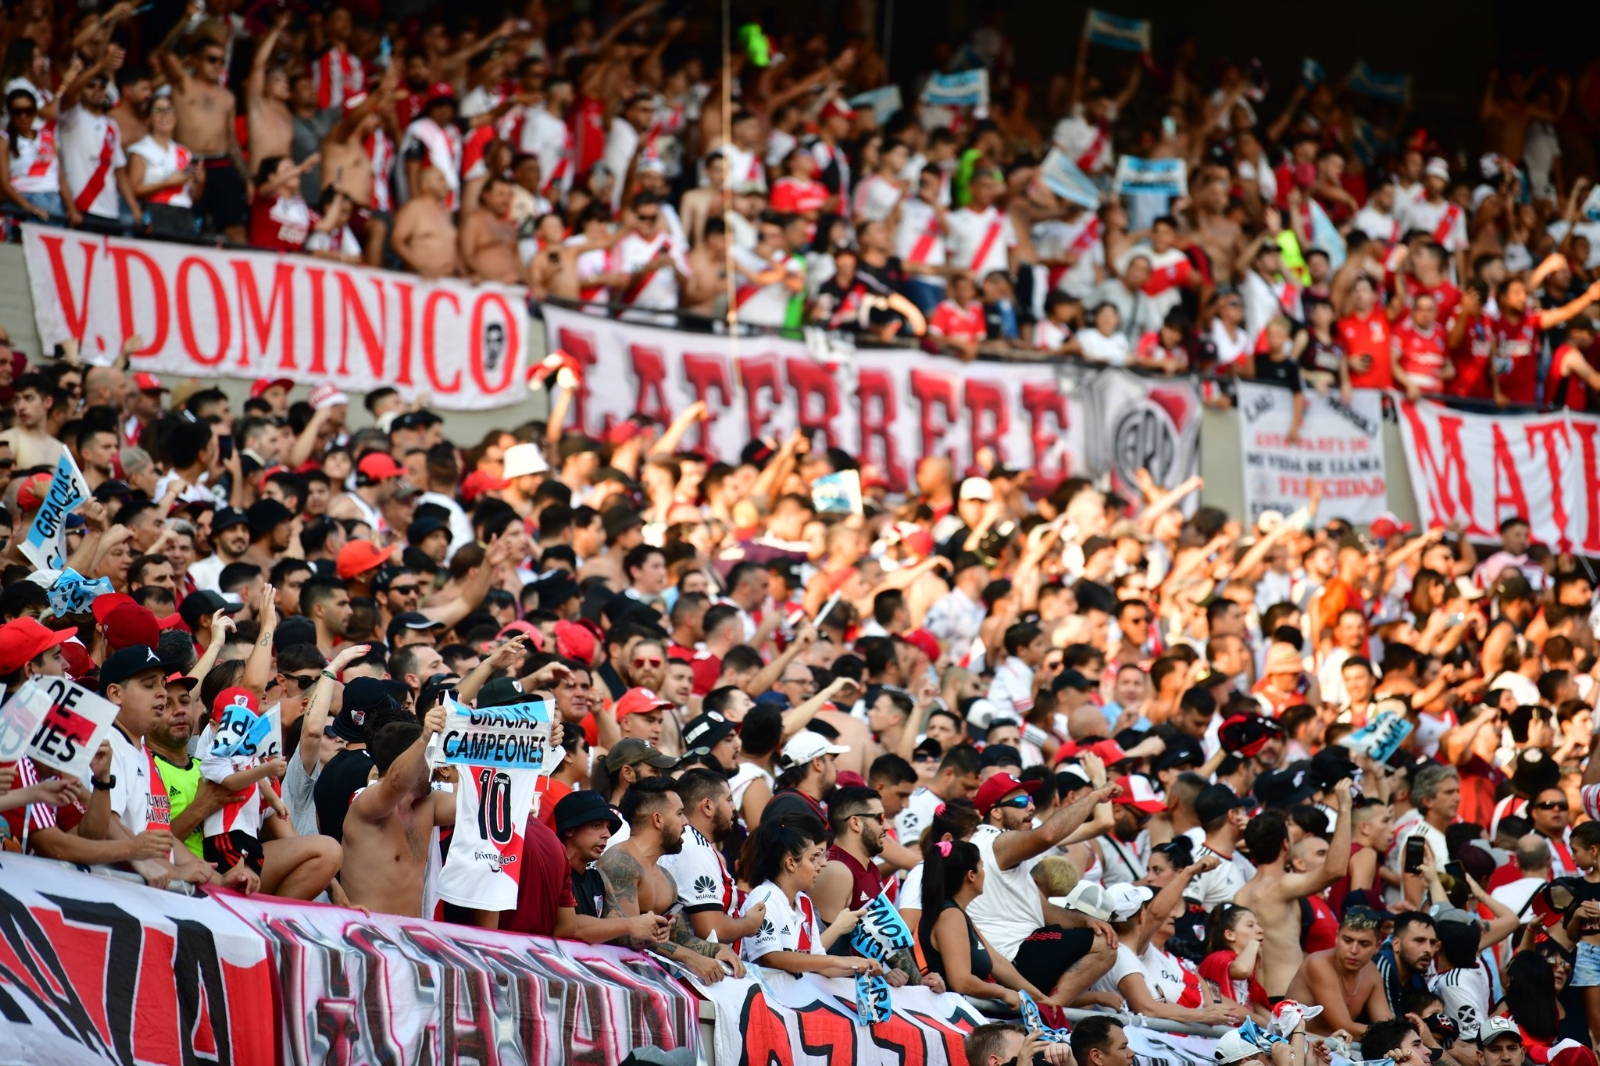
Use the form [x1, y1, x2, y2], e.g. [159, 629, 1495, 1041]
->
[595, 777, 746, 983]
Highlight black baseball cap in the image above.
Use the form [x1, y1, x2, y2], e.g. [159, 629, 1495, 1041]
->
[1052, 668, 1095, 693]
[385, 611, 446, 642]
[683, 711, 736, 749]
[328, 676, 391, 743]
[246, 498, 294, 538]
[178, 589, 244, 631]
[1253, 765, 1315, 809]
[212, 506, 250, 533]
[477, 676, 533, 708]
[553, 790, 623, 835]
[99, 644, 166, 694]
[1194, 783, 1251, 824]
[406, 517, 450, 546]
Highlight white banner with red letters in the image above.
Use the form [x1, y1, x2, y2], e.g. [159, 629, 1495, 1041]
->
[543, 305, 1201, 498]
[1237, 382, 1388, 526]
[20, 224, 528, 411]
[1397, 399, 1600, 553]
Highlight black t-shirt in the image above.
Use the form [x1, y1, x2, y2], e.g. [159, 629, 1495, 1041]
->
[1253, 352, 1303, 391]
[571, 866, 607, 918]
[313, 747, 374, 844]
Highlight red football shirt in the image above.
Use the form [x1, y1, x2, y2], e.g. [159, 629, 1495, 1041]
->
[1491, 309, 1544, 406]
[1337, 309, 1394, 390]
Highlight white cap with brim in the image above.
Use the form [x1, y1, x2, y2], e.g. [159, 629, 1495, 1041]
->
[958, 478, 994, 501]
[1063, 881, 1113, 921]
[1214, 1030, 1263, 1064]
[502, 442, 550, 479]
[1480, 1018, 1522, 1045]
[779, 731, 851, 769]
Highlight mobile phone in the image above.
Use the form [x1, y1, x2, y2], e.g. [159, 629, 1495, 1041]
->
[1443, 861, 1465, 884]
[219, 434, 233, 459]
[1161, 116, 1177, 140]
[1447, 612, 1467, 627]
[1403, 836, 1426, 875]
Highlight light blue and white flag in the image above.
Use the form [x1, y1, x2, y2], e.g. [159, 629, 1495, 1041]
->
[811, 470, 863, 515]
[1083, 9, 1151, 53]
[920, 69, 989, 110]
[1040, 148, 1102, 209]
[19, 449, 91, 571]
[1112, 156, 1187, 198]
[1302, 58, 1326, 88]
[850, 85, 904, 125]
[1346, 61, 1411, 104]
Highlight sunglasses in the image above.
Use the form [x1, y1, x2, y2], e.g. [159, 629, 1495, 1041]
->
[284, 673, 320, 691]
[996, 795, 1033, 810]
[11, 107, 36, 117]
[1532, 801, 1567, 811]
[202, 54, 225, 64]
[389, 584, 420, 596]
[854, 811, 884, 823]
[637, 213, 660, 223]
[633, 656, 663, 668]
[0, 459, 14, 470]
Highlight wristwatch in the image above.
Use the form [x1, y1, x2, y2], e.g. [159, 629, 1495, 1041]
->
[91, 775, 116, 791]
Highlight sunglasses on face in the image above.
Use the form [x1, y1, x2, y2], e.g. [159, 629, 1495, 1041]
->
[389, 584, 420, 596]
[1533, 801, 1567, 811]
[633, 656, 663, 668]
[284, 673, 320, 691]
[202, 53, 225, 64]
[996, 795, 1033, 810]
[637, 213, 659, 223]
[0, 459, 14, 470]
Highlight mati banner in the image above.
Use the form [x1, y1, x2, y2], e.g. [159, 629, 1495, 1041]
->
[1237, 382, 1388, 526]
[212, 892, 700, 1066]
[542, 305, 1202, 500]
[0, 853, 277, 1065]
[692, 967, 983, 1066]
[20, 224, 529, 411]
[1396, 399, 1600, 553]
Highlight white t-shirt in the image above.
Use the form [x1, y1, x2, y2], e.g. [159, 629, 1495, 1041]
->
[1142, 944, 1193, 1004]
[59, 105, 125, 219]
[1385, 813, 1449, 904]
[1184, 841, 1254, 911]
[730, 246, 802, 327]
[986, 656, 1036, 720]
[1431, 963, 1492, 1041]
[91, 723, 172, 861]
[1401, 198, 1467, 252]
[896, 197, 947, 284]
[601, 118, 640, 211]
[965, 823, 1044, 959]
[1034, 216, 1103, 299]
[1078, 327, 1130, 366]
[1352, 206, 1400, 245]
[437, 762, 538, 911]
[739, 881, 822, 961]
[1209, 318, 1253, 370]
[5, 119, 59, 194]
[659, 824, 737, 916]
[895, 785, 942, 848]
[898, 861, 927, 914]
[613, 230, 685, 310]
[852, 173, 903, 223]
[945, 206, 1016, 280]
[1489, 875, 1544, 921]
[519, 107, 573, 196]
[1090, 942, 1149, 1004]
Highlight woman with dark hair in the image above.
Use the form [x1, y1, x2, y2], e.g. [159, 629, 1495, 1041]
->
[736, 818, 882, 978]
[919, 837, 1062, 1009]
[1495, 951, 1560, 1056]
[1199, 904, 1271, 1023]
[898, 797, 982, 934]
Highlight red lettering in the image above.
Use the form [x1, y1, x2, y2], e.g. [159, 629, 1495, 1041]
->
[857, 367, 905, 491]
[682, 353, 735, 455]
[555, 326, 598, 434]
[908, 368, 959, 463]
[34, 232, 97, 345]
[468, 293, 518, 395]
[738, 354, 783, 445]
[304, 267, 328, 374]
[795, 1001, 859, 1064]
[1399, 403, 1481, 533]
[106, 244, 168, 355]
[867, 1013, 927, 1066]
[963, 377, 1010, 474]
[740, 991, 796, 1066]
[904, 1008, 977, 1062]
[133, 927, 181, 1065]
[335, 274, 385, 379]
[1525, 420, 1572, 551]
[629, 344, 672, 431]
[393, 281, 415, 386]
[1490, 424, 1530, 528]
[232, 260, 294, 370]
[785, 357, 842, 446]
[1575, 420, 1600, 554]
[175, 256, 230, 367]
[1021, 382, 1071, 493]
[421, 290, 463, 393]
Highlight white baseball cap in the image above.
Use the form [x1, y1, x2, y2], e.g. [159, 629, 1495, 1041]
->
[502, 442, 550, 479]
[1064, 882, 1114, 921]
[1104, 883, 1154, 921]
[1424, 156, 1450, 181]
[779, 731, 851, 769]
[1215, 1030, 1264, 1064]
[958, 477, 994, 501]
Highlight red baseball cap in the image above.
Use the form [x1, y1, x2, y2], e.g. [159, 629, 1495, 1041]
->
[102, 603, 160, 651]
[901, 628, 940, 663]
[165, 670, 199, 690]
[357, 452, 405, 482]
[1114, 774, 1167, 815]
[820, 97, 856, 122]
[553, 619, 597, 665]
[615, 687, 674, 720]
[91, 592, 137, 624]
[133, 372, 166, 394]
[0, 617, 76, 674]
[1369, 512, 1414, 540]
[973, 773, 1042, 817]
[15, 473, 52, 512]
[460, 470, 510, 503]
[605, 420, 649, 446]
[496, 620, 546, 651]
[212, 685, 260, 716]
[250, 377, 295, 398]
[336, 539, 392, 579]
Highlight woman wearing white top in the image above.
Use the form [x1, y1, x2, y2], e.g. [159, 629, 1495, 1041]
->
[736, 819, 884, 979]
[1067, 302, 1132, 366]
[0, 88, 67, 222]
[126, 97, 202, 214]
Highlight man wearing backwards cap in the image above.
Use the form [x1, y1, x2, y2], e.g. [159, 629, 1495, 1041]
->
[762, 730, 852, 828]
[77, 646, 257, 893]
[327, 451, 407, 533]
[964, 770, 1122, 1005]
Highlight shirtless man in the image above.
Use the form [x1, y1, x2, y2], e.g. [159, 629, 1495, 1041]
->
[1285, 909, 1393, 1038]
[460, 175, 524, 285]
[594, 777, 745, 984]
[154, 8, 248, 241]
[392, 166, 458, 278]
[339, 705, 455, 918]
[320, 65, 399, 268]
[245, 11, 293, 166]
[683, 216, 730, 315]
[1185, 172, 1244, 285]
[1234, 781, 1352, 996]
[2, 373, 67, 470]
[110, 63, 153, 146]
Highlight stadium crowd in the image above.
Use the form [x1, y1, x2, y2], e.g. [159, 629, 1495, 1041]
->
[4, 1, 1600, 1064]
[2, 0, 1600, 406]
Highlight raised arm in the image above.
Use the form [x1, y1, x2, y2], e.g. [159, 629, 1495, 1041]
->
[992, 781, 1120, 870]
[1278, 780, 1353, 897]
[240, 584, 278, 698]
[248, 11, 291, 104]
[298, 643, 370, 772]
[350, 705, 445, 819]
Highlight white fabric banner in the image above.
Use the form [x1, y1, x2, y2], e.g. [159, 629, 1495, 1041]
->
[1126, 1025, 1222, 1066]
[1396, 398, 1600, 552]
[20, 224, 529, 410]
[1237, 382, 1388, 526]
[542, 306, 1202, 499]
